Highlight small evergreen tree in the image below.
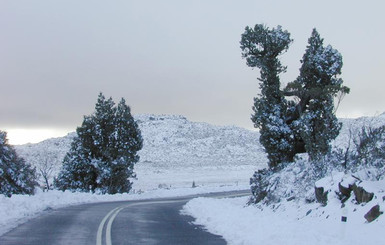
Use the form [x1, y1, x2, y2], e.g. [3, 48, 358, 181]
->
[0, 130, 37, 196]
[55, 93, 143, 194]
[55, 136, 97, 192]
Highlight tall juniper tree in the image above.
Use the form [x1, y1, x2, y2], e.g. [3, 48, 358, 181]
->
[241, 25, 349, 168]
[240, 24, 294, 167]
[0, 130, 37, 196]
[55, 93, 143, 194]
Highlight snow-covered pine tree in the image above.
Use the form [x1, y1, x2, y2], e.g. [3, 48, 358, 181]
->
[285, 29, 350, 161]
[88, 93, 117, 193]
[0, 130, 37, 196]
[240, 24, 295, 167]
[55, 93, 143, 194]
[107, 98, 143, 193]
[54, 135, 98, 192]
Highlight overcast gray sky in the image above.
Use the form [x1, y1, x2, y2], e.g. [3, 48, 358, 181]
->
[1, 0, 385, 143]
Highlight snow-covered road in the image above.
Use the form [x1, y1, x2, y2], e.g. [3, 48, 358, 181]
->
[0, 190, 248, 245]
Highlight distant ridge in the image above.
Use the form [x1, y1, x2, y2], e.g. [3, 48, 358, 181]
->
[14, 113, 385, 186]
[15, 114, 266, 185]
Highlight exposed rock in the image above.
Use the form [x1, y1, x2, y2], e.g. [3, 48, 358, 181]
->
[339, 182, 352, 197]
[364, 205, 383, 222]
[352, 184, 374, 204]
[315, 186, 328, 206]
[286, 196, 295, 202]
[337, 175, 359, 203]
[338, 182, 352, 202]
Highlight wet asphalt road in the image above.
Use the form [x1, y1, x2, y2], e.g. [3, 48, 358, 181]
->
[0, 190, 249, 245]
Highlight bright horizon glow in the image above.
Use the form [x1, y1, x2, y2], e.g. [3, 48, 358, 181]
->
[4, 111, 373, 145]
[5, 128, 72, 145]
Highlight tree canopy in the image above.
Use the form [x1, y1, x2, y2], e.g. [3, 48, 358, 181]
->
[55, 93, 143, 194]
[0, 130, 37, 196]
[241, 25, 349, 168]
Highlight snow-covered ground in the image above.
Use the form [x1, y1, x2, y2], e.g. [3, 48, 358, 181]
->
[4, 115, 262, 236]
[5, 113, 385, 243]
[180, 113, 385, 245]
[183, 174, 385, 245]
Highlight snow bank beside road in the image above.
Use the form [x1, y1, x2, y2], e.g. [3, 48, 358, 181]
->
[0, 184, 248, 236]
[183, 185, 385, 245]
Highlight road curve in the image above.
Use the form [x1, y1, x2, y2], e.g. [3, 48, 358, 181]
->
[0, 190, 249, 245]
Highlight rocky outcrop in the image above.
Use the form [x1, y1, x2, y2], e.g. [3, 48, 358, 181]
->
[364, 205, 383, 222]
[338, 182, 352, 202]
[337, 175, 359, 203]
[352, 184, 374, 204]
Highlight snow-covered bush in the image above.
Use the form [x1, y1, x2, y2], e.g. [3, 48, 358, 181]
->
[353, 125, 385, 171]
[249, 122, 385, 205]
[329, 124, 385, 179]
[249, 157, 322, 204]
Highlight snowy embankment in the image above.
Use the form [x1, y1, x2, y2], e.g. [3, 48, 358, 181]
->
[0, 184, 248, 236]
[183, 173, 385, 245]
[181, 114, 385, 245]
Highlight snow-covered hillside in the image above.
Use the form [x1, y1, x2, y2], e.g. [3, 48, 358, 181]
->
[15, 114, 267, 189]
[15, 115, 266, 168]
[135, 114, 266, 167]
[14, 113, 385, 190]
[334, 112, 385, 149]
[14, 132, 75, 185]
